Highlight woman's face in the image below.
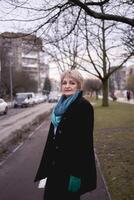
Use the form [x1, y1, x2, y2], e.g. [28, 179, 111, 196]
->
[61, 75, 79, 97]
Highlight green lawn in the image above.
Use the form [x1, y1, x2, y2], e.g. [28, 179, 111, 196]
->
[93, 100, 134, 200]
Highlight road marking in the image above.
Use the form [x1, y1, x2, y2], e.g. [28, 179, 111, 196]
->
[12, 142, 23, 153]
[28, 123, 43, 139]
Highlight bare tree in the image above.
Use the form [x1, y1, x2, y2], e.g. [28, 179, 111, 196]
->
[69, 0, 134, 26]
[2, 68, 38, 97]
[44, 22, 84, 73]
[13, 70, 38, 94]
[42, 4, 133, 106]
[0, 1, 133, 57]
[123, 26, 134, 55]
[0, 1, 133, 56]
[76, 5, 133, 106]
[0, 0, 133, 28]
[0, 0, 133, 106]
[83, 78, 102, 100]
[126, 74, 134, 98]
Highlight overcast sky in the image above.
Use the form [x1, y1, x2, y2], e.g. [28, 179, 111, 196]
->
[0, 0, 42, 33]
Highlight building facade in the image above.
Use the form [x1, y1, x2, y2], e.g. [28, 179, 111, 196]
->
[109, 65, 134, 96]
[0, 32, 49, 94]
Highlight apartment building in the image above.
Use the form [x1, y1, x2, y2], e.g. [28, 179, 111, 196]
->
[0, 32, 49, 92]
[109, 65, 134, 95]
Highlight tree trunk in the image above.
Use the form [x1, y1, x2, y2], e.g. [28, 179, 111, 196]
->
[102, 79, 109, 106]
[96, 91, 99, 100]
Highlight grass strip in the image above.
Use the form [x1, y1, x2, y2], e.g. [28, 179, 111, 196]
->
[93, 100, 134, 200]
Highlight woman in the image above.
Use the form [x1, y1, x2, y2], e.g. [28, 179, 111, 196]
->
[34, 69, 97, 200]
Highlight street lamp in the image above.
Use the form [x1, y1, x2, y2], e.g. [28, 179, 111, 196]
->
[0, 58, 1, 97]
[9, 63, 13, 106]
[8, 51, 13, 107]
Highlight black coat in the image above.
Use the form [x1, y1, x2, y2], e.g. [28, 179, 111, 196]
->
[34, 92, 97, 195]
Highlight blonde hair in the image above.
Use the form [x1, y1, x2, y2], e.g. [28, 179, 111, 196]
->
[61, 69, 84, 90]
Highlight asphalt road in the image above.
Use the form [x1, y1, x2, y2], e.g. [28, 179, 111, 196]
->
[0, 107, 26, 120]
[0, 115, 111, 200]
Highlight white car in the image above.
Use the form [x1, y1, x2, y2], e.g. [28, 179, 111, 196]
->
[14, 92, 35, 108]
[0, 98, 8, 115]
[48, 91, 59, 103]
[34, 94, 47, 104]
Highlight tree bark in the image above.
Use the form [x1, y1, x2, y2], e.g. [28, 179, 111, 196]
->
[102, 79, 109, 106]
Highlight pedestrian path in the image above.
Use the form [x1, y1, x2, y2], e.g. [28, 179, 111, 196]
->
[117, 97, 134, 104]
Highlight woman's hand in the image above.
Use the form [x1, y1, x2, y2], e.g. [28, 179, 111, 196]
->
[68, 176, 81, 192]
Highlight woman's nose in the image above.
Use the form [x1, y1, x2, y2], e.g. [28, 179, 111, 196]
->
[65, 83, 70, 87]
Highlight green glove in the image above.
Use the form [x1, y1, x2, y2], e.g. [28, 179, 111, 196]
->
[68, 176, 81, 192]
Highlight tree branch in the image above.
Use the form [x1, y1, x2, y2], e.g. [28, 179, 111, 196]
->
[69, 0, 134, 26]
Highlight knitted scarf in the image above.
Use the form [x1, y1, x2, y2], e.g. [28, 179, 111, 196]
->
[51, 91, 80, 127]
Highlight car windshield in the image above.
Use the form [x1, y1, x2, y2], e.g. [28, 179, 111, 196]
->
[15, 96, 27, 100]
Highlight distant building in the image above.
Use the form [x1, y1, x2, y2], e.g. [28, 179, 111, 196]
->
[126, 65, 134, 76]
[0, 32, 49, 92]
[50, 78, 60, 92]
[109, 65, 134, 94]
[109, 66, 126, 91]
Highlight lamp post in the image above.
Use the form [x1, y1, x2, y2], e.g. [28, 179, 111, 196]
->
[0, 40, 1, 96]
[8, 51, 13, 107]
[9, 63, 13, 106]
[0, 58, 1, 97]
[37, 49, 41, 93]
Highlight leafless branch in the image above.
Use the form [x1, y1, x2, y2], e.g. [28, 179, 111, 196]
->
[69, 0, 134, 26]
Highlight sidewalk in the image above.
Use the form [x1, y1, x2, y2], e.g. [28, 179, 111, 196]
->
[99, 95, 134, 105]
[117, 97, 134, 104]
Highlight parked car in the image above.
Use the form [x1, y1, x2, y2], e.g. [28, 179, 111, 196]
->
[48, 91, 59, 103]
[0, 98, 8, 115]
[13, 92, 35, 108]
[34, 94, 47, 104]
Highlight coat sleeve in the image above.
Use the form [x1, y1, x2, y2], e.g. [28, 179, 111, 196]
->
[72, 100, 97, 193]
[67, 100, 96, 180]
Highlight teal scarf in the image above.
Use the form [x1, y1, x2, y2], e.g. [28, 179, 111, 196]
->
[51, 91, 81, 127]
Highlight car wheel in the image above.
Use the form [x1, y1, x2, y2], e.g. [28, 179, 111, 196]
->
[4, 107, 8, 114]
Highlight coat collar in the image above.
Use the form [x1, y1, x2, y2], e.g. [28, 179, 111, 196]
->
[61, 90, 83, 116]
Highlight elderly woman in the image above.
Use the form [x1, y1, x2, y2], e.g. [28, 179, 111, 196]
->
[34, 69, 97, 200]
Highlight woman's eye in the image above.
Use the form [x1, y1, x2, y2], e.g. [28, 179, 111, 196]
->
[62, 80, 76, 85]
[70, 81, 76, 85]
[62, 81, 67, 85]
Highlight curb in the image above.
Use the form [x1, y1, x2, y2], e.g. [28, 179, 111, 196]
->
[95, 152, 112, 200]
[0, 106, 52, 156]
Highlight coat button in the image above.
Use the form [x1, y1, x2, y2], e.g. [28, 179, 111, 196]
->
[53, 135, 55, 139]
[52, 161, 55, 166]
